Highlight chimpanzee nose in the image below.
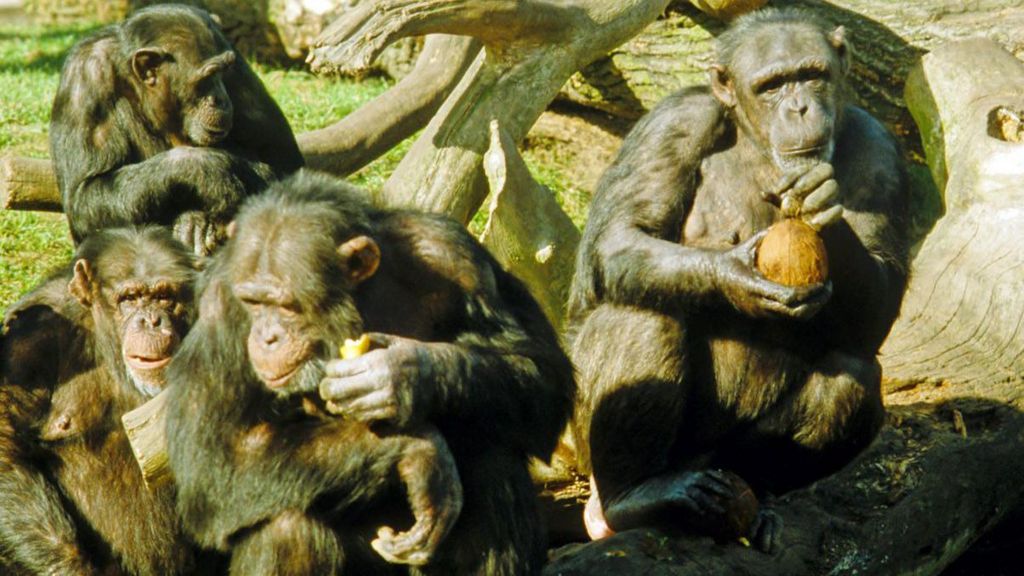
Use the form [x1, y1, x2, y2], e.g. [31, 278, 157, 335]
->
[135, 312, 163, 330]
[260, 325, 283, 349]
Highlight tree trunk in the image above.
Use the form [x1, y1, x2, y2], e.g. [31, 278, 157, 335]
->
[881, 39, 1024, 396]
[308, 0, 674, 224]
[563, 0, 1024, 158]
[0, 157, 61, 212]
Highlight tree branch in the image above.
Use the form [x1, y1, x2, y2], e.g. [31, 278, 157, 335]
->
[299, 35, 481, 176]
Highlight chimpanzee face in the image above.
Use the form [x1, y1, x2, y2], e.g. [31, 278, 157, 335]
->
[710, 23, 848, 172]
[228, 214, 380, 396]
[128, 12, 236, 148]
[69, 231, 196, 398]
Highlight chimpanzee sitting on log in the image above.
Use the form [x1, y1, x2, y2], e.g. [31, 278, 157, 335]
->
[569, 8, 909, 551]
[0, 228, 203, 575]
[165, 171, 575, 575]
[50, 4, 303, 255]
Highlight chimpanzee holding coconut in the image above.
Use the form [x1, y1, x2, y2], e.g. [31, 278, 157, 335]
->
[568, 8, 908, 551]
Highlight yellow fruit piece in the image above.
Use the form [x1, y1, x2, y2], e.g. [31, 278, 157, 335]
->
[340, 334, 371, 359]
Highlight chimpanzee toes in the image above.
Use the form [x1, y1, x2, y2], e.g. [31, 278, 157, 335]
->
[749, 508, 783, 554]
[370, 524, 434, 566]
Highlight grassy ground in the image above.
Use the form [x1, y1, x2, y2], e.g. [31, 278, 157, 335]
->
[0, 21, 582, 312]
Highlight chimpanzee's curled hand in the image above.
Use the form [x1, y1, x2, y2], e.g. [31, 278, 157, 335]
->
[319, 333, 440, 428]
[713, 231, 832, 320]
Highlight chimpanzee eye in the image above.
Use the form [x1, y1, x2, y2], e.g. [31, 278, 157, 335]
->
[756, 77, 785, 96]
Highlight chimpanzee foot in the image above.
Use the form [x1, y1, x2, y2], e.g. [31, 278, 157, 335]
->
[668, 469, 735, 516]
[371, 523, 434, 566]
[584, 477, 615, 540]
[748, 508, 782, 553]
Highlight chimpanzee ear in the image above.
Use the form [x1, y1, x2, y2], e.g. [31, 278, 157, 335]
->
[337, 235, 380, 285]
[829, 26, 850, 77]
[709, 64, 737, 108]
[68, 259, 94, 307]
[131, 48, 169, 87]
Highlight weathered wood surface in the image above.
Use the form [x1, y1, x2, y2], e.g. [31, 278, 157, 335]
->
[480, 121, 580, 333]
[0, 156, 61, 213]
[565, 0, 1024, 157]
[307, 0, 676, 225]
[881, 39, 1024, 394]
[545, 400, 1024, 576]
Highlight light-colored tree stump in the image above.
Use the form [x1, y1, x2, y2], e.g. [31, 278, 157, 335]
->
[881, 39, 1024, 398]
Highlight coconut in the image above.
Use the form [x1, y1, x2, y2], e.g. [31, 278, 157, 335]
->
[707, 471, 760, 541]
[756, 218, 829, 287]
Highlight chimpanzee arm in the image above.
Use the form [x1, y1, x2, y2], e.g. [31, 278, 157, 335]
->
[0, 311, 95, 574]
[325, 215, 575, 461]
[823, 107, 910, 353]
[223, 56, 304, 177]
[570, 89, 731, 316]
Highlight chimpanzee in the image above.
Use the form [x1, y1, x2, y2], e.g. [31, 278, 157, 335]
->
[569, 8, 908, 551]
[50, 4, 303, 256]
[0, 227, 202, 575]
[164, 171, 575, 575]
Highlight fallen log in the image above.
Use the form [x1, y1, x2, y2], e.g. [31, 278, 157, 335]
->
[0, 156, 62, 212]
[545, 400, 1024, 576]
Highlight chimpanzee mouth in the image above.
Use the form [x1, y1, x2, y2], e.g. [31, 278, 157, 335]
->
[778, 144, 827, 156]
[259, 366, 300, 390]
[125, 355, 172, 371]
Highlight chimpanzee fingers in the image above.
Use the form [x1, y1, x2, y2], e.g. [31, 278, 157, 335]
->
[371, 524, 433, 566]
[319, 372, 386, 403]
[365, 332, 401, 349]
[788, 162, 834, 201]
[807, 204, 844, 231]
[766, 170, 801, 203]
[749, 509, 783, 554]
[333, 391, 398, 422]
[801, 179, 839, 215]
[695, 470, 735, 499]
[688, 489, 725, 516]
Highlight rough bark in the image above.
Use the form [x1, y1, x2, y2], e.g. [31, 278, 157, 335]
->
[479, 121, 580, 333]
[563, 0, 1024, 158]
[299, 35, 480, 177]
[881, 39, 1024, 395]
[307, 0, 674, 224]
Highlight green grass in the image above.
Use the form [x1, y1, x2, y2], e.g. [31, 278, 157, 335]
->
[0, 21, 579, 312]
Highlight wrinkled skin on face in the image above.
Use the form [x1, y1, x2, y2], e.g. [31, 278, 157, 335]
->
[711, 23, 848, 172]
[131, 45, 236, 148]
[228, 211, 380, 396]
[68, 231, 195, 397]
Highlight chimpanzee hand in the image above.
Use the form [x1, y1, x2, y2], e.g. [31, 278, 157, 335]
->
[173, 211, 228, 256]
[763, 162, 844, 230]
[713, 232, 831, 320]
[319, 333, 438, 428]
